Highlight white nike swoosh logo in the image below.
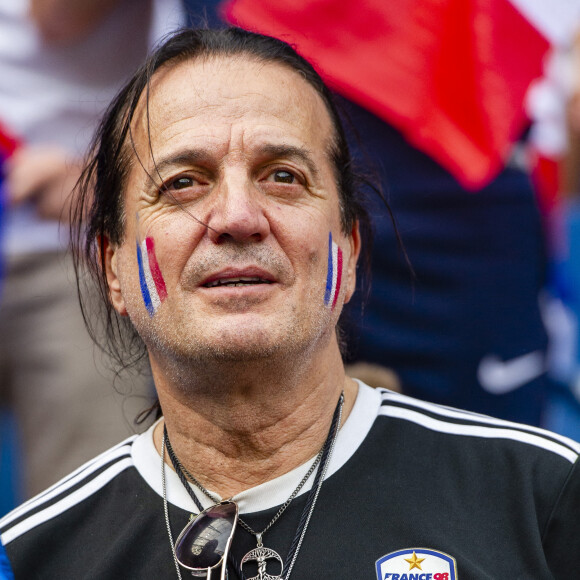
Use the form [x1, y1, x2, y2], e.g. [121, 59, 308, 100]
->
[477, 351, 546, 394]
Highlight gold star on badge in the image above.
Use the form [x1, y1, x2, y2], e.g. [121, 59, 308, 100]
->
[404, 551, 425, 570]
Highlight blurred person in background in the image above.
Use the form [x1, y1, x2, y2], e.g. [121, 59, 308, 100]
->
[0, 122, 20, 516]
[527, 23, 580, 438]
[0, 0, 184, 500]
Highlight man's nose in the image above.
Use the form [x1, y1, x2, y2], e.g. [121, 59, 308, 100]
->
[205, 173, 270, 244]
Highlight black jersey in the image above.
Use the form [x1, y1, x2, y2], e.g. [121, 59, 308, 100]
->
[2, 383, 579, 579]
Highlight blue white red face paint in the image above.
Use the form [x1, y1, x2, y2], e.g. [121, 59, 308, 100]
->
[324, 232, 343, 310]
[136, 233, 167, 317]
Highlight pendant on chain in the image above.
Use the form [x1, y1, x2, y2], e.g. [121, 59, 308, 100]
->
[241, 533, 283, 580]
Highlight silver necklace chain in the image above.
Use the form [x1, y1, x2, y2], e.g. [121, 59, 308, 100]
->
[284, 397, 342, 580]
[161, 436, 183, 580]
[173, 444, 324, 540]
[161, 393, 344, 580]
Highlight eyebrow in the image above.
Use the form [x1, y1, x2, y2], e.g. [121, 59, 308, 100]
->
[146, 143, 320, 187]
[146, 148, 208, 187]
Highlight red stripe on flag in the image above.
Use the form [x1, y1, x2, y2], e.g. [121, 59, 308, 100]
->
[529, 149, 561, 215]
[0, 121, 20, 157]
[222, 0, 550, 189]
[145, 237, 168, 301]
[332, 247, 343, 311]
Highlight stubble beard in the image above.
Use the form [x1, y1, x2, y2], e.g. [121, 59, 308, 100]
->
[128, 242, 336, 388]
[152, 291, 330, 361]
[139, 283, 334, 393]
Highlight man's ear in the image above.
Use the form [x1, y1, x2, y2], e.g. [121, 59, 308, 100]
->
[344, 220, 361, 304]
[99, 235, 128, 317]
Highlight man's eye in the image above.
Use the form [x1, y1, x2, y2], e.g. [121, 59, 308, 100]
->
[272, 170, 295, 184]
[170, 177, 194, 190]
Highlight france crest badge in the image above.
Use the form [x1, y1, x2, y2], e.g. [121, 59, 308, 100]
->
[375, 548, 457, 580]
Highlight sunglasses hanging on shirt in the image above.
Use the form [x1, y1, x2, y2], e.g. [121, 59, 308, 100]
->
[174, 500, 238, 579]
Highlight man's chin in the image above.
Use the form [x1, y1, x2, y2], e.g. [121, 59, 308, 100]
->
[161, 340, 285, 369]
[143, 309, 326, 368]
[148, 327, 285, 364]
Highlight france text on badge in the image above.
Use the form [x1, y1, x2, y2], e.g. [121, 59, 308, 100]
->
[375, 548, 458, 580]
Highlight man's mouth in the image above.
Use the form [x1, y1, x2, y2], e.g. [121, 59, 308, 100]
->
[203, 277, 273, 288]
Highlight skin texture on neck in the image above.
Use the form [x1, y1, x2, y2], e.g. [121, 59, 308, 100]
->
[152, 335, 358, 498]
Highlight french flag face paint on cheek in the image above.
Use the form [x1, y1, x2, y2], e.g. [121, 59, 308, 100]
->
[324, 232, 343, 310]
[136, 236, 168, 317]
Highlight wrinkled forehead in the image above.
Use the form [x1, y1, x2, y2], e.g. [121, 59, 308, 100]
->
[129, 54, 337, 163]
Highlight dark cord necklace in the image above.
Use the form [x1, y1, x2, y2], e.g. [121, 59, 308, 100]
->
[163, 392, 344, 580]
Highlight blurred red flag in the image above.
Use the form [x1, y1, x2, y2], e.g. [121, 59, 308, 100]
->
[0, 121, 19, 158]
[222, 0, 551, 189]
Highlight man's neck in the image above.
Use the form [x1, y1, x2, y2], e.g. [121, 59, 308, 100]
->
[150, 344, 357, 499]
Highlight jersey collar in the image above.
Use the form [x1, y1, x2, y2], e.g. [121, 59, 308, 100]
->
[132, 381, 381, 513]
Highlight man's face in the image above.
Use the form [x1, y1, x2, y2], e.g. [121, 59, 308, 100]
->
[105, 55, 360, 366]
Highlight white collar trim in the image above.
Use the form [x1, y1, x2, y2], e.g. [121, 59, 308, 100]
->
[132, 381, 381, 514]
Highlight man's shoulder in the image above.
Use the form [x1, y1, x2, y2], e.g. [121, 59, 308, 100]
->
[372, 387, 580, 465]
[0, 436, 138, 548]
